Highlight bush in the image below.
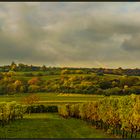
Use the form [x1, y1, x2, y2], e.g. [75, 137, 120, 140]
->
[28, 85, 40, 93]
[36, 73, 43, 76]
[24, 73, 33, 77]
[26, 105, 58, 113]
[105, 87, 122, 96]
[58, 104, 70, 118]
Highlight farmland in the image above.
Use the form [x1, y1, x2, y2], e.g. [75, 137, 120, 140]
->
[0, 92, 140, 138]
[0, 113, 115, 138]
[0, 93, 104, 105]
[58, 95, 140, 138]
[0, 67, 140, 138]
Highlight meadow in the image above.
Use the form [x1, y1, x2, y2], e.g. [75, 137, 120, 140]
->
[0, 93, 105, 105]
[0, 113, 116, 138]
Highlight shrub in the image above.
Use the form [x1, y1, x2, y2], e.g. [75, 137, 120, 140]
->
[28, 85, 40, 93]
[26, 105, 58, 113]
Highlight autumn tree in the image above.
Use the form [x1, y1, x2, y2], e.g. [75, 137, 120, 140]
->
[28, 85, 40, 93]
[28, 77, 41, 85]
[61, 69, 70, 75]
[13, 80, 25, 93]
[21, 94, 40, 114]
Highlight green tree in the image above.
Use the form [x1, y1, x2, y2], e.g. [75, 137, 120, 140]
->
[10, 61, 17, 71]
[40, 65, 47, 71]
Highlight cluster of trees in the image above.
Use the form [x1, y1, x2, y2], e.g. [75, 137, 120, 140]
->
[91, 67, 140, 76]
[58, 95, 140, 138]
[44, 75, 140, 95]
[1, 62, 140, 76]
[0, 102, 26, 126]
[0, 62, 47, 72]
[0, 73, 45, 94]
[0, 70, 140, 95]
[0, 62, 62, 75]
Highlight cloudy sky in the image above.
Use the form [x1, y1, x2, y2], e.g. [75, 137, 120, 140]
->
[0, 2, 140, 68]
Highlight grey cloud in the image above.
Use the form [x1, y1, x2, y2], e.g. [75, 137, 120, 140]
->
[0, 2, 139, 68]
[121, 35, 140, 51]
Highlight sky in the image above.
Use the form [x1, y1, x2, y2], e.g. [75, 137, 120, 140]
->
[0, 2, 140, 68]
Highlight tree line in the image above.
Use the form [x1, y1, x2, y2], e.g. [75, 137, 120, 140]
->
[0, 62, 140, 76]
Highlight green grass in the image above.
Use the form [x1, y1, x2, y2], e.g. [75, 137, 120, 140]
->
[0, 93, 105, 105]
[0, 113, 116, 138]
[13, 71, 136, 82]
[13, 74, 60, 81]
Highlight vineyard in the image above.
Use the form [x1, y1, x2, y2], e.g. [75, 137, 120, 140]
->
[0, 102, 25, 126]
[1, 94, 140, 138]
[58, 94, 140, 138]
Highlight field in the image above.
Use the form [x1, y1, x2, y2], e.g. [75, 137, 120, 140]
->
[0, 70, 140, 138]
[0, 93, 119, 138]
[0, 93, 105, 105]
[0, 113, 115, 138]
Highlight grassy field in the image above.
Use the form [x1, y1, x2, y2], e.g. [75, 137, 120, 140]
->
[0, 93, 105, 105]
[0, 113, 116, 138]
